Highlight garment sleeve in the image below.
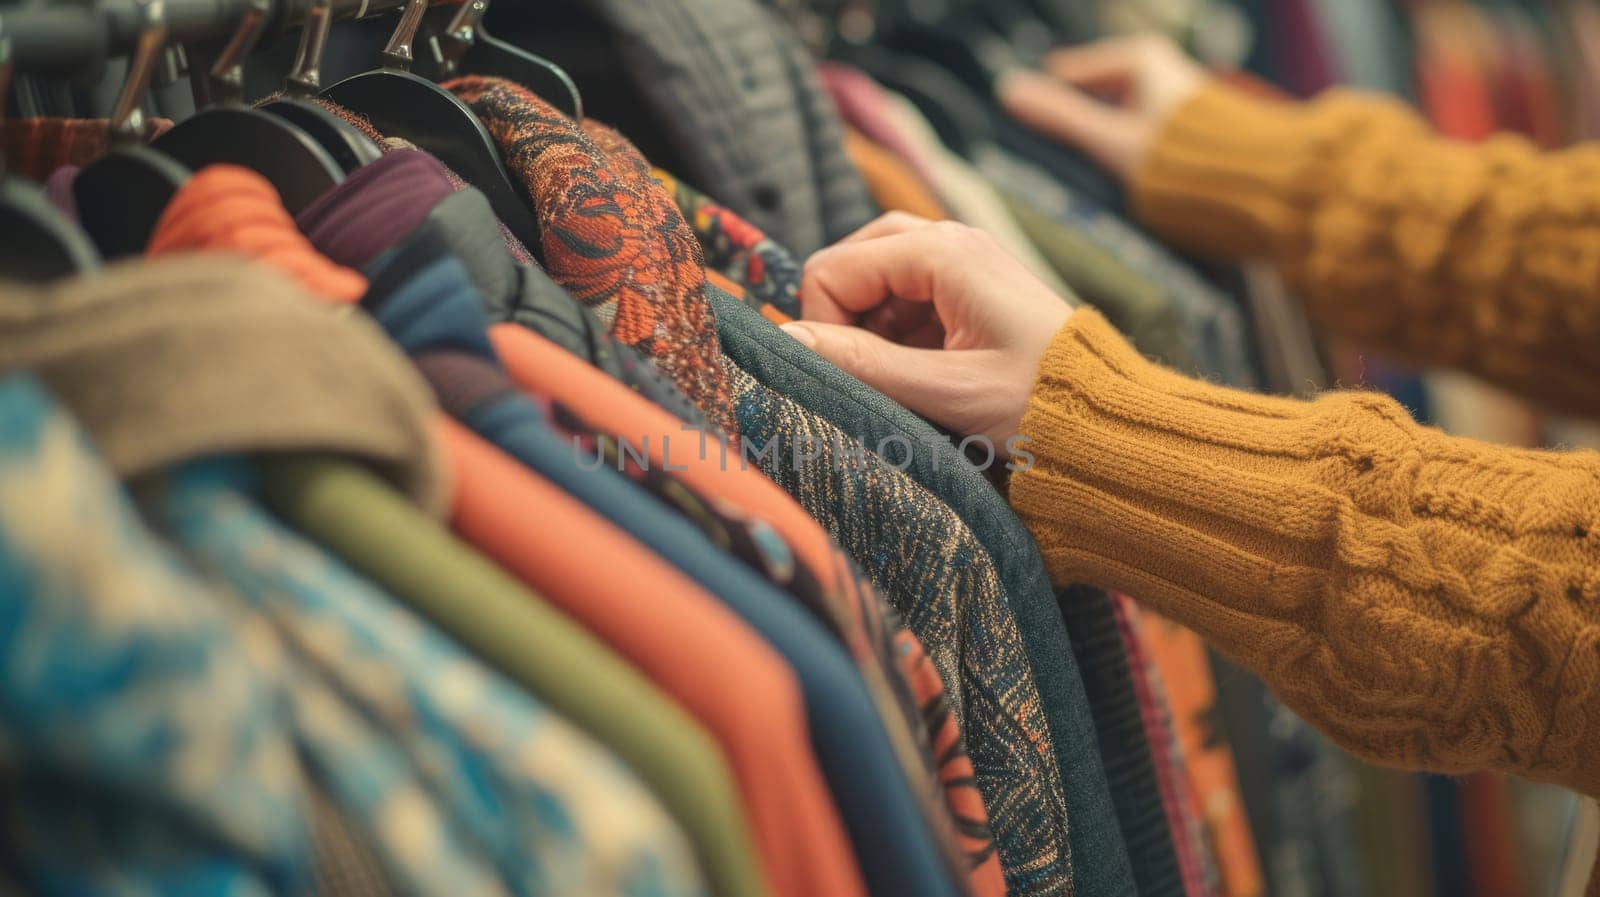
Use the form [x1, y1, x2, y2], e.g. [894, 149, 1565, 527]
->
[1009, 309, 1600, 796]
[1130, 80, 1600, 417]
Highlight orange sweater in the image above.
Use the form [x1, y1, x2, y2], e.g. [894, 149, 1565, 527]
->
[1010, 81, 1600, 805]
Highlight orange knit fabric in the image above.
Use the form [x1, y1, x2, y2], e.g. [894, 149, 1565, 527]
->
[146, 165, 367, 304]
[1131, 80, 1600, 417]
[1136, 610, 1263, 897]
[842, 128, 950, 221]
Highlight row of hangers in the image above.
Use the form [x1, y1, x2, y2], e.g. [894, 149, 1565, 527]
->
[0, 0, 586, 283]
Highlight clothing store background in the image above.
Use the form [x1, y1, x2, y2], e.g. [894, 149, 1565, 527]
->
[3, 0, 1597, 896]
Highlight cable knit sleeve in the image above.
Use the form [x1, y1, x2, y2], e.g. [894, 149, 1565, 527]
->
[1010, 309, 1600, 797]
[1131, 80, 1600, 417]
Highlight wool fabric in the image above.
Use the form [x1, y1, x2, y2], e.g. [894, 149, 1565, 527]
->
[1131, 79, 1600, 416]
[146, 165, 367, 303]
[295, 149, 456, 270]
[0, 256, 444, 514]
[3, 116, 174, 181]
[1012, 307, 1600, 800]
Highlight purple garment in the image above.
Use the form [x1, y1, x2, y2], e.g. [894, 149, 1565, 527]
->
[1273, 0, 1339, 97]
[44, 166, 80, 221]
[295, 149, 456, 271]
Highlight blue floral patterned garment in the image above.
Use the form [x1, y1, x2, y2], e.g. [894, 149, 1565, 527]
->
[0, 373, 531, 897]
[149, 458, 707, 897]
[0, 373, 314, 896]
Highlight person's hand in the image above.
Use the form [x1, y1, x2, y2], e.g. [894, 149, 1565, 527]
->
[998, 34, 1205, 178]
[780, 212, 1073, 453]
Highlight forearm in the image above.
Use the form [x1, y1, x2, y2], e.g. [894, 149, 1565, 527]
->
[1011, 310, 1600, 795]
[1132, 80, 1600, 416]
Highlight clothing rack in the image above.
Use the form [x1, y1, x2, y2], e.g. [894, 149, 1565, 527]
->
[5, 0, 436, 75]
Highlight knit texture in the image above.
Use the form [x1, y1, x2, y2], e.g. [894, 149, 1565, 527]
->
[894, 630, 1009, 897]
[298, 97, 537, 266]
[724, 357, 1076, 895]
[146, 165, 368, 303]
[445, 76, 737, 438]
[4, 116, 174, 182]
[1012, 308, 1600, 798]
[1132, 79, 1600, 416]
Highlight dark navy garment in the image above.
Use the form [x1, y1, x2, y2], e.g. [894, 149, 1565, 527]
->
[709, 285, 1138, 897]
[358, 244, 966, 897]
[1060, 585, 1185, 897]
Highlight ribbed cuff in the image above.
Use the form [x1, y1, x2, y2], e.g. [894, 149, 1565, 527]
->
[1129, 80, 1413, 260]
[1007, 309, 1368, 640]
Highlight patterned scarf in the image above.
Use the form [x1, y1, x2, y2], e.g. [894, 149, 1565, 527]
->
[446, 76, 738, 439]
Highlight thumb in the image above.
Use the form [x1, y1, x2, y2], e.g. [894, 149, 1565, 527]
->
[781, 321, 973, 428]
[998, 69, 1144, 176]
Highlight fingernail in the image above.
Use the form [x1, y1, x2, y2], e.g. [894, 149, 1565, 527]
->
[780, 322, 817, 348]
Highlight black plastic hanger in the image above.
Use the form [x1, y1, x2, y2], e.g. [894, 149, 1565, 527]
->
[258, 0, 382, 174]
[150, 0, 343, 214]
[321, 0, 543, 253]
[72, 0, 192, 260]
[425, 0, 583, 121]
[0, 22, 100, 280]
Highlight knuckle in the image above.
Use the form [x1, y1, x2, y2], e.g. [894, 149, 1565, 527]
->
[880, 210, 924, 229]
[839, 333, 879, 375]
[928, 219, 976, 248]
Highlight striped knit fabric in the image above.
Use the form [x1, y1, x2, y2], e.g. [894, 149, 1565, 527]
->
[298, 96, 537, 267]
[724, 355, 1074, 895]
[445, 76, 738, 439]
[1113, 596, 1214, 897]
[1059, 584, 1186, 897]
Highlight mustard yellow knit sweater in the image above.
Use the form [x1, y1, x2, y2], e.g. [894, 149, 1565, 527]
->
[1009, 81, 1600, 800]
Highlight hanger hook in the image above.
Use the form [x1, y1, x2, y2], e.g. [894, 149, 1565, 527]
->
[110, 0, 169, 144]
[285, 0, 333, 95]
[379, 0, 430, 72]
[0, 14, 12, 177]
[206, 0, 271, 104]
[431, 0, 487, 77]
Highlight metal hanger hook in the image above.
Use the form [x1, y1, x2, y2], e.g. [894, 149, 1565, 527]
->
[0, 14, 12, 176]
[431, 0, 487, 77]
[285, 0, 334, 95]
[206, 0, 271, 104]
[109, 0, 170, 143]
[379, 0, 429, 72]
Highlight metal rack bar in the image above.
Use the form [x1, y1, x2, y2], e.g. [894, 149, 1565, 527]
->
[6, 0, 427, 75]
